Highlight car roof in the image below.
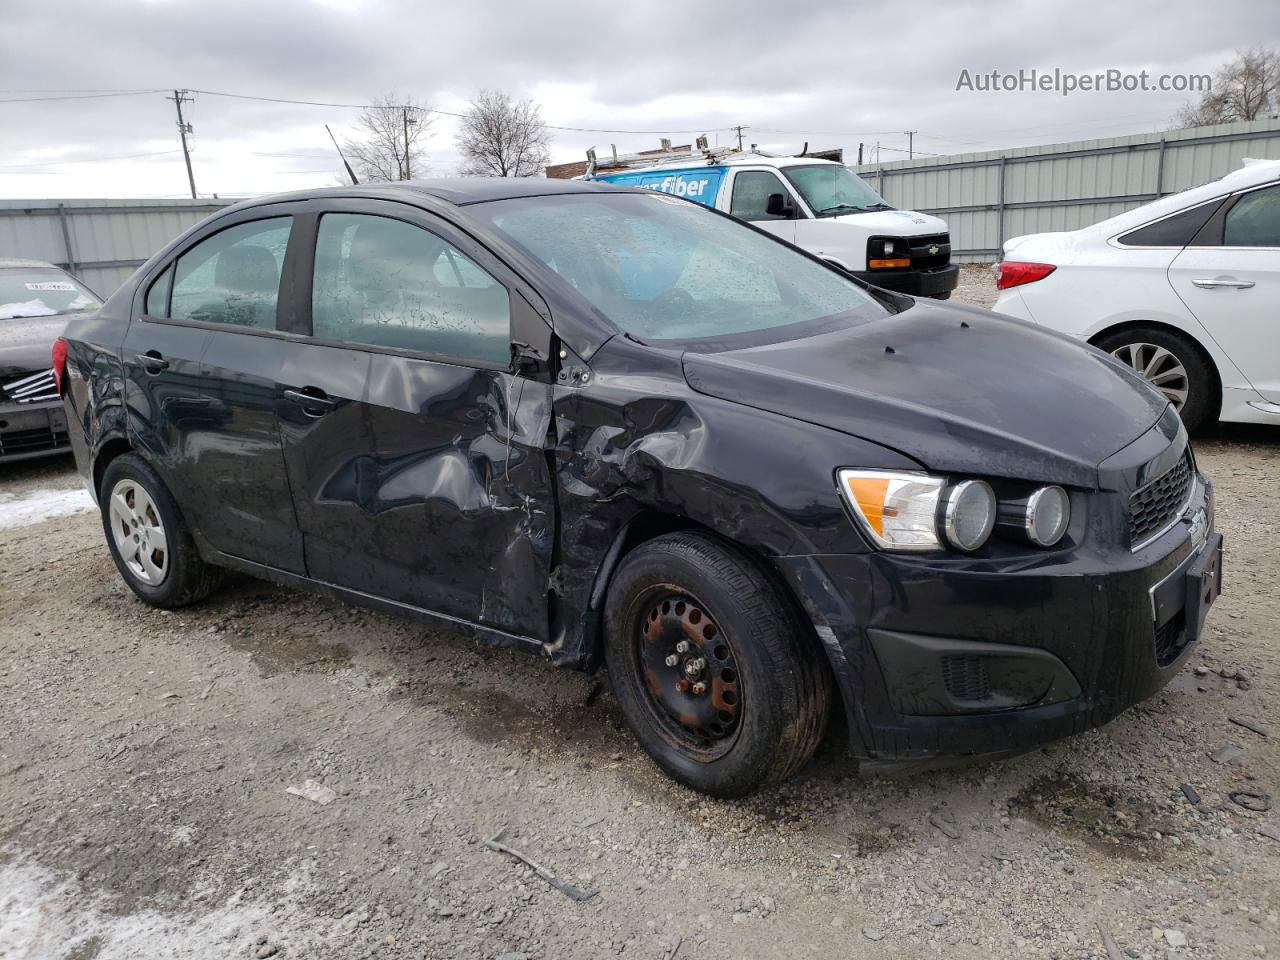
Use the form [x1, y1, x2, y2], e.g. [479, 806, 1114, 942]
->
[0, 258, 59, 270]
[219, 177, 632, 215]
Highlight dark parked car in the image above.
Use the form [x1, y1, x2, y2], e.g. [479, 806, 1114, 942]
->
[58, 179, 1222, 796]
[1, 258, 101, 462]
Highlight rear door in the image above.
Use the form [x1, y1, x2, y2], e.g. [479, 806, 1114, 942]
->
[139, 207, 308, 573]
[1168, 182, 1280, 401]
[279, 199, 557, 640]
[726, 169, 800, 244]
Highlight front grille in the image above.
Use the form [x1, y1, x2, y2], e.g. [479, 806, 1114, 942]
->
[942, 655, 990, 701]
[1, 368, 58, 405]
[909, 233, 951, 270]
[1154, 611, 1188, 667]
[1128, 453, 1193, 547]
[0, 426, 69, 457]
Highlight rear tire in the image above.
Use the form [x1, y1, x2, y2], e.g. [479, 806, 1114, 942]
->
[99, 454, 220, 608]
[604, 532, 831, 797]
[1094, 326, 1217, 431]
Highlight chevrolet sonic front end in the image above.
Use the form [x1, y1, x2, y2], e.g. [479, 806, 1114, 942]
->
[57, 178, 1221, 796]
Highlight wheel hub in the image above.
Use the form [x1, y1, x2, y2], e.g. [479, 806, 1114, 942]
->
[107, 479, 169, 586]
[1110, 342, 1189, 410]
[637, 594, 741, 747]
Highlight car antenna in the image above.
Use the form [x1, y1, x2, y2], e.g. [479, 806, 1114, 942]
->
[326, 124, 360, 185]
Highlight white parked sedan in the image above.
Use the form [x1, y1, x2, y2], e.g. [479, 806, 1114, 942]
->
[993, 158, 1280, 430]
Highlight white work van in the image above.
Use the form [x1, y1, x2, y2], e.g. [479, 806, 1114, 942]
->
[587, 152, 958, 298]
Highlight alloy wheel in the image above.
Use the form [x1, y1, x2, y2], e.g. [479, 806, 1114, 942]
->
[1110, 342, 1189, 410]
[108, 478, 169, 586]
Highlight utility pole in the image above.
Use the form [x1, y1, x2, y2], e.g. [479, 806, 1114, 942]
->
[169, 89, 197, 199]
[857, 142, 864, 165]
[402, 106, 412, 180]
[734, 125, 745, 151]
[905, 131, 916, 160]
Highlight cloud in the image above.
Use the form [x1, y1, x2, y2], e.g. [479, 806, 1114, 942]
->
[0, 0, 1273, 197]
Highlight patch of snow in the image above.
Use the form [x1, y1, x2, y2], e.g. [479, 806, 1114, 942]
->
[0, 488, 94, 531]
[0, 854, 329, 960]
[0, 299, 57, 320]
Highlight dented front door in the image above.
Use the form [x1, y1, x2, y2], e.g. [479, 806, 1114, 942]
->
[277, 200, 557, 641]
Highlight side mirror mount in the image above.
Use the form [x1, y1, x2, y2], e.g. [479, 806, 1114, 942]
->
[766, 193, 795, 218]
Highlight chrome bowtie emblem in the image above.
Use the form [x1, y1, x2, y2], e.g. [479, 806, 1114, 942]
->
[928, 244, 940, 256]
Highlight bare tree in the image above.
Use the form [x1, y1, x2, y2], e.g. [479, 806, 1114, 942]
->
[1175, 48, 1280, 127]
[342, 94, 436, 182]
[455, 91, 551, 177]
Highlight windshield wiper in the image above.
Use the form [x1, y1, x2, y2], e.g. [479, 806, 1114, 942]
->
[816, 203, 871, 217]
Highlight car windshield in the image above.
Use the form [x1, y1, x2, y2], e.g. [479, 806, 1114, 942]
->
[474, 192, 885, 343]
[0, 267, 101, 320]
[782, 165, 891, 217]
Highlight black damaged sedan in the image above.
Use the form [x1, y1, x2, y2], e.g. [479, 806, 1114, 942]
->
[58, 179, 1222, 796]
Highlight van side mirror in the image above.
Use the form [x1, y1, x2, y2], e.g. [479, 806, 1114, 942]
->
[766, 193, 795, 218]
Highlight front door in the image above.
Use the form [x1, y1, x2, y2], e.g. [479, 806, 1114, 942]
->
[1168, 182, 1280, 402]
[280, 202, 557, 640]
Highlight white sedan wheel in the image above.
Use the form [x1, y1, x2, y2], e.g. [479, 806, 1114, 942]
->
[1110, 342, 1190, 410]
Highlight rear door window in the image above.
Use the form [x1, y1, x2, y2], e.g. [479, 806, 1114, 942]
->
[311, 213, 512, 366]
[166, 218, 292, 329]
[1224, 185, 1280, 247]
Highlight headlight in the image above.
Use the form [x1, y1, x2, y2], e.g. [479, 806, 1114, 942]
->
[837, 469, 945, 551]
[999, 485, 1071, 547]
[941, 480, 996, 552]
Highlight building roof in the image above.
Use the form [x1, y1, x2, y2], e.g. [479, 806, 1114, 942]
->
[0, 258, 57, 269]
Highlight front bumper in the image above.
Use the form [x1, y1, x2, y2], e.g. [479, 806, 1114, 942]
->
[855, 262, 959, 298]
[0, 399, 71, 463]
[774, 473, 1219, 762]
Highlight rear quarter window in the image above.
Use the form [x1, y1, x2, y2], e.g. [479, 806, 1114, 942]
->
[1117, 199, 1223, 247]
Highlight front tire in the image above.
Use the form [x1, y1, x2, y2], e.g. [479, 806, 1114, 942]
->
[604, 532, 831, 797]
[1094, 326, 1217, 431]
[99, 453, 220, 608]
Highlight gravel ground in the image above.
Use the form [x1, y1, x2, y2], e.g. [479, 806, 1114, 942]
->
[2, 268, 1277, 960]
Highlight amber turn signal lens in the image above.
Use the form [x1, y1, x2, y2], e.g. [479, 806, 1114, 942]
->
[868, 258, 911, 269]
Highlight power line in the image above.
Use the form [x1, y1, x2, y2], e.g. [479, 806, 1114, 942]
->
[187, 89, 739, 135]
[0, 89, 166, 103]
[0, 149, 181, 170]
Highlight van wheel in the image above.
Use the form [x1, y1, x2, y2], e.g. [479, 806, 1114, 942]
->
[1094, 326, 1216, 431]
[604, 532, 831, 797]
[99, 454, 220, 608]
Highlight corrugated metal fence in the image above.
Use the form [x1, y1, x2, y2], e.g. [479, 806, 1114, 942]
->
[853, 119, 1280, 262]
[0, 198, 232, 297]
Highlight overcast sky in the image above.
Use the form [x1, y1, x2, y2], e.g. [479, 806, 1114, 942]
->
[1, 0, 1275, 199]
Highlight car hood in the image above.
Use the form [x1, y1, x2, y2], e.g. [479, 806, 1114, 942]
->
[681, 301, 1168, 487]
[0, 314, 74, 380]
[828, 208, 948, 235]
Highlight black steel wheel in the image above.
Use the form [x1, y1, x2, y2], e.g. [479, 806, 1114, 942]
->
[604, 531, 831, 797]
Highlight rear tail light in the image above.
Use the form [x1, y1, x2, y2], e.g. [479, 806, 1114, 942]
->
[51, 337, 68, 396]
[996, 261, 1056, 290]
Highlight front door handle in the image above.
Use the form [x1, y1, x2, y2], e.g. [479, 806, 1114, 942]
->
[136, 351, 169, 373]
[283, 387, 336, 416]
[1192, 277, 1256, 289]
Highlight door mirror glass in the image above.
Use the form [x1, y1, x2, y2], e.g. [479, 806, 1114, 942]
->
[312, 213, 512, 366]
[766, 193, 794, 217]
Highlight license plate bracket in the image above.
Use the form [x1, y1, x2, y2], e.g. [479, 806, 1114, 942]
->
[1184, 532, 1223, 644]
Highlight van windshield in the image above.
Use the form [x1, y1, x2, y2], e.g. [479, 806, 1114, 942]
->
[474, 192, 885, 343]
[782, 165, 892, 217]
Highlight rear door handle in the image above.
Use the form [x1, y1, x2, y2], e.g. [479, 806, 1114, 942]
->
[136, 351, 169, 373]
[283, 387, 336, 416]
[1192, 277, 1256, 289]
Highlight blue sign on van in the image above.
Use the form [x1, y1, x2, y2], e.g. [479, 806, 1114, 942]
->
[593, 168, 725, 208]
